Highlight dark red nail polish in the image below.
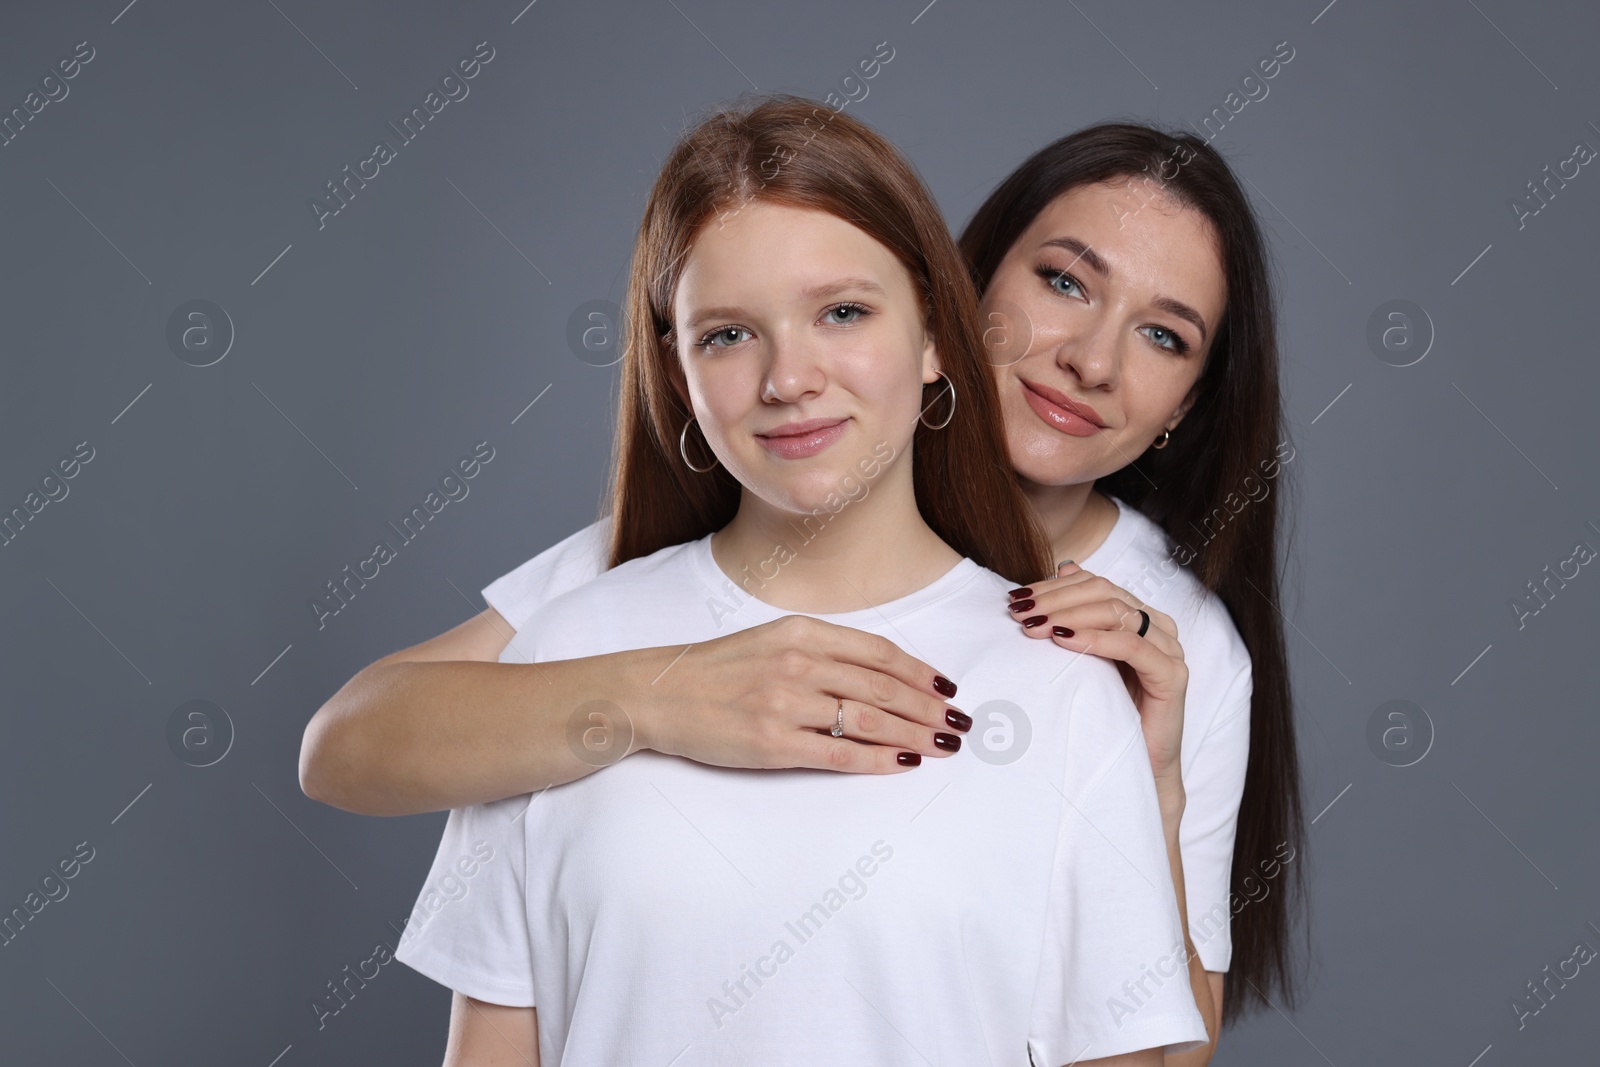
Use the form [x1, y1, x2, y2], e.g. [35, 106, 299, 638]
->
[945, 708, 972, 732]
[1009, 598, 1035, 614]
[934, 732, 961, 752]
[1008, 586, 1033, 599]
[1023, 615, 1048, 628]
[932, 675, 957, 698]
[1053, 626, 1075, 638]
[897, 751, 922, 767]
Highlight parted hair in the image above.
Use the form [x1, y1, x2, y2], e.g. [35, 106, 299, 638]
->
[603, 93, 1054, 587]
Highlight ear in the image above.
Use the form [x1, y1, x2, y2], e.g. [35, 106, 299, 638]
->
[1168, 383, 1203, 429]
[920, 329, 942, 386]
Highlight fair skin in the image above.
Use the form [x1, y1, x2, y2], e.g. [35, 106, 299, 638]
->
[431, 201, 1181, 1066]
[301, 181, 1232, 1063]
[983, 177, 1230, 1060]
[298, 183, 1220, 806]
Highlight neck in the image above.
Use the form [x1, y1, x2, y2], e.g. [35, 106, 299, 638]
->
[710, 460, 962, 614]
[1018, 478, 1120, 565]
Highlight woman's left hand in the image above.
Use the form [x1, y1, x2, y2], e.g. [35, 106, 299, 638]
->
[1006, 561, 1188, 784]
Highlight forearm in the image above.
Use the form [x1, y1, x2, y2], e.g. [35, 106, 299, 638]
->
[301, 650, 659, 816]
[1154, 776, 1219, 1065]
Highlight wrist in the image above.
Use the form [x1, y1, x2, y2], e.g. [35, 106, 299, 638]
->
[616, 647, 667, 756]
[1154, 767, 1186, 824]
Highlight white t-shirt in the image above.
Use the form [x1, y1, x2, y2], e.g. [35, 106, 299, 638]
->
[395, 533, 1209, 1065]
[466, 495, 1253, 972]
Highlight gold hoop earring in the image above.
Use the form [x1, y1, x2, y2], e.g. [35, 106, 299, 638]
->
[919, 374, 956, 430]
[679, 417, 719, 473]
[1151, 427, 1171, 450]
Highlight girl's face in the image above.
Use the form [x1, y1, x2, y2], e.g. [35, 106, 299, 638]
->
[669, 201, 938, 518]
[979, 179, 1227, 488]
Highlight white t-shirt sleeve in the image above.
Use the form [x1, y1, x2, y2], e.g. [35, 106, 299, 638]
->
[1028, 665, 1209, 1062]
[393, 795, 536, 1007]
[481, 516, 612, 633]
[1179, 661, 1253, 972]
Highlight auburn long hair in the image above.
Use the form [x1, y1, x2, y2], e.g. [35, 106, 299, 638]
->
[603, 93, 1053, 586]
[960, 123, 1306, 1026]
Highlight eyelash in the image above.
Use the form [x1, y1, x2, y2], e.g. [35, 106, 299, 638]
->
[1033, 264, 1193, 356]
[692, 302, 871, 350]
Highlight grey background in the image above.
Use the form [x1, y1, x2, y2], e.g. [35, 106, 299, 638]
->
[2, 0, 1596, 1062]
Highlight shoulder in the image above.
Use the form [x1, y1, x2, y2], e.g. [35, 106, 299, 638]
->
[1098, 500, 1252, 699]
[511, 536, 706, 651]
[481, 515, 613, 631]
[942, 564, 1144, 739]
[549, 535, 698, 605]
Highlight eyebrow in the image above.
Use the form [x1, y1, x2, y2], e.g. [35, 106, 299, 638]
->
[1040, 237, 1210, 344]
[681, 277, 888, 331]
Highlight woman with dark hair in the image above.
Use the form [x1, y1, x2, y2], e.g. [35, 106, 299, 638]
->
[389, 94, 1207, 1065]
[302, 107, 1302, 1059]
[958, 126, 1304, 1032]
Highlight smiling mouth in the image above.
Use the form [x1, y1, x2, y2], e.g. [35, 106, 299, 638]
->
[1019, 379, 1104, 438]
[756, 418, 850, 459]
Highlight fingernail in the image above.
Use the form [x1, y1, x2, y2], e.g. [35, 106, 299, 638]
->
[1023, 615, 1049, 628]
[934, 732, 962, 752]
[897, 752, 922, 767]
[932, 675, 957, 698]
[1008, 598, 1035, 614]
[1058, 559, 1074, 569]
[945, 708, 972, 732]
[1008, 586, 1033, 599]
[1053, 626, 1074, 638]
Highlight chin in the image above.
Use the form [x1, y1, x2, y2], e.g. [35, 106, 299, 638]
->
[745, 474, 855, 518]
[1006, 428, 1107, 489]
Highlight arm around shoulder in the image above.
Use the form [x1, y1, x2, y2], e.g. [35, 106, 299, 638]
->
[298, 606, 656, 815]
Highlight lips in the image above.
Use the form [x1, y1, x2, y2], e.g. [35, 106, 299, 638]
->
[1019, 378, 1105, 438]
[756, 417, 849, 459]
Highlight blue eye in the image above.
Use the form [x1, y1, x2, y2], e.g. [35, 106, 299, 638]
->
[1140, 325, 1191, 355]
[697, 326, 751, 349]
[823, 302, 868, 325]
[1036, 265, 1083, 298]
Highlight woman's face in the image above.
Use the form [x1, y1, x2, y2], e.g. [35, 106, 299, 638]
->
[979, 179, 1227, 488]
[669, 200, 938, 518]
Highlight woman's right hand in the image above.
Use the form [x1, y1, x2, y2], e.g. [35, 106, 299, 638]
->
[626, 614, 970, 772]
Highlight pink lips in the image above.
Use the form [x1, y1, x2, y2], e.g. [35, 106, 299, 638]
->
[756, 417, 849, 459]
[1019, 379, 1105, 438]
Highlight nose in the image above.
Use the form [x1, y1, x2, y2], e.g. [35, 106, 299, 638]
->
[1049, 308, 1120, 390]
[760, 326, 827, 404]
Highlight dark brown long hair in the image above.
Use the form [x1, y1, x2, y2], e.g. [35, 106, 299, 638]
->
[604, 93, 1053, 586]
[959, 123, 1306, 1026]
